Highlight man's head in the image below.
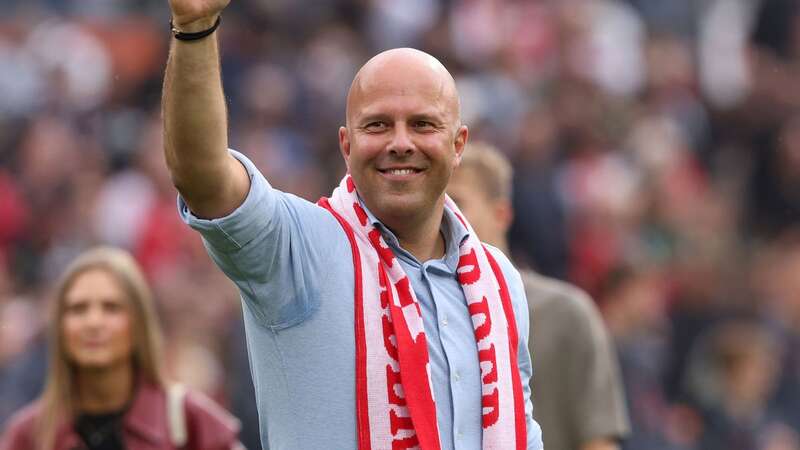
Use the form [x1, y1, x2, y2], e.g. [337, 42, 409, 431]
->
[339, 48, 468, 230]
[446, 141, 513, 253]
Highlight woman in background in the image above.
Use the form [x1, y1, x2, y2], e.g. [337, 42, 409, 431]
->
[0, 246, 243, 450]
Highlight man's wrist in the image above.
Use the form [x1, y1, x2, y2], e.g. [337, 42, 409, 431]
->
[171, 14, 220, 33]
[170, 15, 221, 41]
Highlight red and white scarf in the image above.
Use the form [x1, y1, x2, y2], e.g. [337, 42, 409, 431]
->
[319, 175, 527, 450]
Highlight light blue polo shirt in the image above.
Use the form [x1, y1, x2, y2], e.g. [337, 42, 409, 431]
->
[179, 150, 543, 450]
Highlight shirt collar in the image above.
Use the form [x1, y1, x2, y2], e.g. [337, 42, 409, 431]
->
[357, 195, 470, 268]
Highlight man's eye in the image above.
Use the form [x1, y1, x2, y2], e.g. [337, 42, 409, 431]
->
[364, 122, 387, 132]
[414, 121, 435, 129]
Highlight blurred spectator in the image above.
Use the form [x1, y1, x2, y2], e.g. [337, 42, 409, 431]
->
[685, 320, 795, 450]
[508, 105, 570, 279]
[0, 299, 46, 427]
[754, 234, 800, 434]
[449, 141, 630, 450]
[600, 263, 704, 449]
[747, 115, 800, 238]
[224, 317, 261, 450]
[0, 247, 242, 449]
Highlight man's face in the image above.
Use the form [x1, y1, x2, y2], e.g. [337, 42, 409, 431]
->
[339, 51, 467, 226]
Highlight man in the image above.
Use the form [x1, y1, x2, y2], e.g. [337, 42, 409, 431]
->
[161, 1, 543, 449]
[447, 142, 630, 450]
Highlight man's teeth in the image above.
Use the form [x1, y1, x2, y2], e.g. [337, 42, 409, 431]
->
[386, 169, 415, 175]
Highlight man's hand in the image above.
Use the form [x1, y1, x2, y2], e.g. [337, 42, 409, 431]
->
[168, 0, 230, 30]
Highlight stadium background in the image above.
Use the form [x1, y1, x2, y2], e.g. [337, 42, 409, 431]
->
[1, 0, 800, 449]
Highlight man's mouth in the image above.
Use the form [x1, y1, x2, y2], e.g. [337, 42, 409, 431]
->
[379, 168, 422, 175]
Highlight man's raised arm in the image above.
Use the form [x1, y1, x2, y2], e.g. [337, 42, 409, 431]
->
[162, 0, 249, 219]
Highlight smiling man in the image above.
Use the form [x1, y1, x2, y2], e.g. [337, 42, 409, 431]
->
[340, 51, 467, 262]
[161, 1, 543, 449]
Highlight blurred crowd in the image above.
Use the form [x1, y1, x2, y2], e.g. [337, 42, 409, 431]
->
[2, 0, 800, 449]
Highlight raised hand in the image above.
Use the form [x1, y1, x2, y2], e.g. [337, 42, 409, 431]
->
[168, 0, 230, 28]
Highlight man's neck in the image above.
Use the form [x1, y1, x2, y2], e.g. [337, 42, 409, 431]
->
[385, 205, 446, 263]
[398, 228, 446, 263]
[76, 362, 134, 414]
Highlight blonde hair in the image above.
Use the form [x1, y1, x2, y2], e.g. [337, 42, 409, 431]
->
[459, 141, 513, 201]
[36, 246, 166, 450]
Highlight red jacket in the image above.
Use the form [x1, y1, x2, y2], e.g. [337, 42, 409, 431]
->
[0, 382, 242, 450]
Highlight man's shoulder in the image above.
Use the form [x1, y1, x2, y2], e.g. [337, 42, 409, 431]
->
[481, 243, 518, 275]
[180, 148, 344, 248]
[520, 270, 600, 326]
[481, 245, 531, 318]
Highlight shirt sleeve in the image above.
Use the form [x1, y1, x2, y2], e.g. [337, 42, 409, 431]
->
[484, 246, 545, 450]
[177, 149, 345, 330]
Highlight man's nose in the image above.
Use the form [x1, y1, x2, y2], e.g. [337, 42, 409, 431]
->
[387, 123, 414, 156]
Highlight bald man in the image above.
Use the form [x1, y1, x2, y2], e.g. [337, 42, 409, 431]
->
[162, 1, 543, 449]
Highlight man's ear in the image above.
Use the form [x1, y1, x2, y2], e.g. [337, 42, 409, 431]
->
[453, 125, 469, 165]
[495, 199, 514, 234]
[338, 126, 351, 164]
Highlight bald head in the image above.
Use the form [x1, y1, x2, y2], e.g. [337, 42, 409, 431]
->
[336, 48, 469, 242]
[346, 48, 461, 127]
